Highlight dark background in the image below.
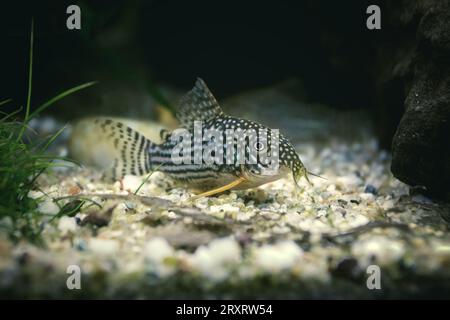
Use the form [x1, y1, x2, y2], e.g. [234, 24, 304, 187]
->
[2, 0, 450, 198]
[1, 0, 384, 112]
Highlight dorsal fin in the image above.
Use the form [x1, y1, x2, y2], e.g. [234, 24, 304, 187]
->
[176, 78, 225, 129]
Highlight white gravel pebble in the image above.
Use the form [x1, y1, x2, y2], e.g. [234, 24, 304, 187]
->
[144, 237, 176, 277]
[122, 175, 143, 193]
[27, 190, 45, 200]
[88, 239, 119, 256]
[253, 241, 303, 272]
[38, 200, 60, 215]
[190, 237, 241, 280]
[57, 217, 77, 234]
[351, 236, 405, 267]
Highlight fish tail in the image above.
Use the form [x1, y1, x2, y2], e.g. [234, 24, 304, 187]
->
[93, 118, 155, 181]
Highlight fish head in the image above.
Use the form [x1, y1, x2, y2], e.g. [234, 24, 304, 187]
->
[236, 126, 310, 187]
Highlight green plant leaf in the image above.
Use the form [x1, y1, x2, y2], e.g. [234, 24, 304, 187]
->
[17, 20, 34, 141]
[133, 164, 163, 195]
[29, 81, 97, 120]
[0, 99, 12, 107]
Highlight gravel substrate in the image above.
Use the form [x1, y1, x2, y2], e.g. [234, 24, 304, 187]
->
[1, 130, 449, 298]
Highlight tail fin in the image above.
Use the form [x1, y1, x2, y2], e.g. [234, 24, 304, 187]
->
[93, 118, 153, 181]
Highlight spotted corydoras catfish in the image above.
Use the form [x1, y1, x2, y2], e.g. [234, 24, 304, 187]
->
[96, 78, 311, 197]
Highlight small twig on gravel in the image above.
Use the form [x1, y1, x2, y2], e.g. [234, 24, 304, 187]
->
[323, 221, 410, 243]
[54, 193, 242, 227]
[55, 193, 173, 207]
[169, 207, 249, 226]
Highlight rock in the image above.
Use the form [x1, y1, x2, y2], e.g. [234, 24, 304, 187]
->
[391, 70, 450, 198]
[384, 0, 450, 199]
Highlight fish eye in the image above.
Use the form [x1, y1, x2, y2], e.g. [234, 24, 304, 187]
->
[254, 141, 265, 151]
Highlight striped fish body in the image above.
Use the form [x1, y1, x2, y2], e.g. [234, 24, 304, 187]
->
[147, 117, 294, 190]
[97, 78, 309, 191]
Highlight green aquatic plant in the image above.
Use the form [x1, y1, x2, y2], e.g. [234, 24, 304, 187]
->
[0, 21, 96, 244]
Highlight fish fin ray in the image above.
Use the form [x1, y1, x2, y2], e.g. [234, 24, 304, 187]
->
[93, 119, 154, 181]
[190, 176, 246, 199]
[177, 78, 225, 129]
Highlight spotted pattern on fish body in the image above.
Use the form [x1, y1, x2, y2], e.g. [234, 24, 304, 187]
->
[96, 78, 310, 191]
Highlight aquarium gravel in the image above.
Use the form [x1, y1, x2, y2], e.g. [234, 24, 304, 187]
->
[1, 125, 449, 298]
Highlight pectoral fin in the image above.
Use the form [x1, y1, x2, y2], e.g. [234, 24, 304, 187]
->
[190, 176, 247, 200]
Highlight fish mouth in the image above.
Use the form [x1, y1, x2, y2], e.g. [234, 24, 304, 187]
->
[241, 164, 288, 182]
[292, 164, 327, 187]
[293, 170, 311, 187]
[292, 162, 313, 187]
[237, 164, 288, 189]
